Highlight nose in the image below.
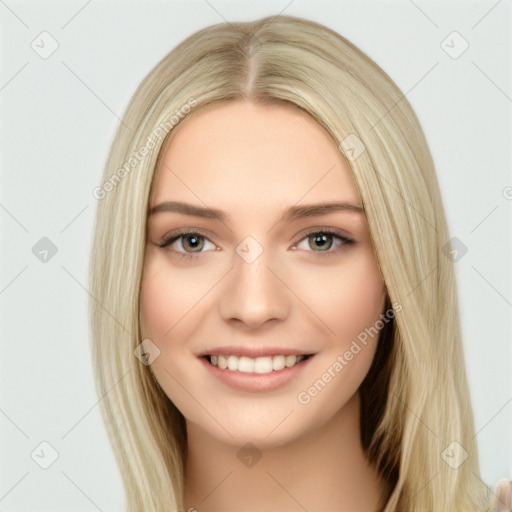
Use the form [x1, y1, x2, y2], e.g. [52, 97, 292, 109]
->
[218, 246, 291, 330]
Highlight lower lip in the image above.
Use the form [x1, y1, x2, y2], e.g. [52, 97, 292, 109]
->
[199, 356, 314, 392]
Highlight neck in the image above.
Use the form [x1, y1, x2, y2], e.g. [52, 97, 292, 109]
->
[184, 392, 387, 512]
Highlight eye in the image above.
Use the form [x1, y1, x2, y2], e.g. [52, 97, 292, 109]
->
[293, 228, 354, 256]
[156, 227, 354, 260]
[158, 229, 217, 259]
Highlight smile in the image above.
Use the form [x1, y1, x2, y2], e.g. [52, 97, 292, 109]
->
[207, 354, 311, 374]
[199, 352, 315, 392]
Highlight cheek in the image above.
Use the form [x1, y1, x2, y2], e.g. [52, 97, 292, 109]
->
[140, 252, 213, 339]
[139, 255, 198, 389]
[300, 248, 386, 344]
[140, 265, 177, 341]
[292, 251, 387, 420]
[139, 254, 232, 437]
[139, 251, 220, 382]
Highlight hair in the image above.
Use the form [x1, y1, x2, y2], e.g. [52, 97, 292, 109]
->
[89, 14, 494, 512]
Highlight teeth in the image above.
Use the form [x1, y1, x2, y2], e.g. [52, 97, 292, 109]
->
[272, 355, 286, 371]
[285, 355, 298, 367]
[238, 356, 255, 373]
[254, 357, 272, 374]
[208, 354, 306, 373]
[227, 355, 238, 371]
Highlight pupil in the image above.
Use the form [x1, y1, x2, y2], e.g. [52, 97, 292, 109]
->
[185, 235, 202, 251]
[310, 233, 332, 251]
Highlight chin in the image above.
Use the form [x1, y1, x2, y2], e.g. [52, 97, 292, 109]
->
[183, 398, 336, 451]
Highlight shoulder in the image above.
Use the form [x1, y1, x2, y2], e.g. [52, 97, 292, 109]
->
[489, 479, 511, 512]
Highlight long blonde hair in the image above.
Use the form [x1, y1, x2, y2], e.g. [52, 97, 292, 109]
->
[89, 14, 492, 511]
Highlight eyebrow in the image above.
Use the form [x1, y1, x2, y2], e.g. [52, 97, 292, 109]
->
[148, 200, 364, 222]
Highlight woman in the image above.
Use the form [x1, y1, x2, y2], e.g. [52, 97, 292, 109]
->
[89, 14, 507, 511]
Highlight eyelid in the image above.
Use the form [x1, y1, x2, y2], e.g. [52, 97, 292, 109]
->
[157, 227, 218, 255]
[157, 227, 214, 247]
[292, 226, 353, 246]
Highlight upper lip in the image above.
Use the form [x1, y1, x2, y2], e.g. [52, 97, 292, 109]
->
[197, 346, 315, 358]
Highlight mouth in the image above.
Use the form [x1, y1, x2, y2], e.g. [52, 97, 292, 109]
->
[199, 350, 316, 392]
[201, 353, 314, 374]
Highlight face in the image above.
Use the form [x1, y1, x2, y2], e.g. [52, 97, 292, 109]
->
[140, 100, 387, 447]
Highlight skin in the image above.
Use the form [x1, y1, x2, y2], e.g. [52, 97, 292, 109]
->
[140, 100, 389, 511]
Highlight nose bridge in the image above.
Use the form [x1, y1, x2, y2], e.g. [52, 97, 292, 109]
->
[218, 236, 290, 327]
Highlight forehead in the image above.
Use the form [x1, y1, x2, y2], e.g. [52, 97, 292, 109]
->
[151, 100, 361, 210]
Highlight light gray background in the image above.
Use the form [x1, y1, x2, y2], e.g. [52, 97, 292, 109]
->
[1, 1, 511, 510]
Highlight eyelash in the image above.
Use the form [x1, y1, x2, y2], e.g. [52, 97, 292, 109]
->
[157, 227, 354, 260]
